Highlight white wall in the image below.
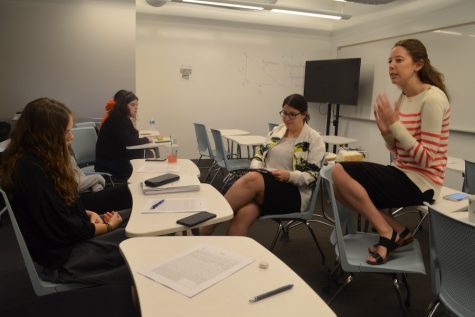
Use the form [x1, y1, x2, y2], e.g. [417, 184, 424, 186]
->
[0, 0, 135, 120]
[327, 0, 475, 189]
[136, 15, 332, 158]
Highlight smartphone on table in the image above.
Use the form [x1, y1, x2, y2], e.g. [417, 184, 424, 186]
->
[443, 192, 468, 201]
[176, 211, 217, 227]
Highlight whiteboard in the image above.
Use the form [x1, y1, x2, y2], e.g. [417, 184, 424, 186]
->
[336, 22, 475, 133]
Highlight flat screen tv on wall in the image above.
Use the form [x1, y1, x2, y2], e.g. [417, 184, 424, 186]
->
[304, 58, 361, 105]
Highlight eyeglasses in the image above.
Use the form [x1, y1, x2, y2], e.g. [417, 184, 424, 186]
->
[279, 110, 301, 120]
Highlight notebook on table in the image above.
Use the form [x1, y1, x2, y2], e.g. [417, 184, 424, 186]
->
[141, 173, 200, 195]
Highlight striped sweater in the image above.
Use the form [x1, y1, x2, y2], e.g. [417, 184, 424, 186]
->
[383, 86, 450, 199]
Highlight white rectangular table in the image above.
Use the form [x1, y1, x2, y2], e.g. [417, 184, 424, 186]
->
[224, 134, 266, 158]
[120, 236, 336, 317]
[322, 135, 358, 153]
[125, 183, 233, 237]
[129, 159, 201, 182]
[214, 129, 250, 137]
[126, 159, 232, 237]
[446, 155, 464, 174]
[423, 186, 471, 225]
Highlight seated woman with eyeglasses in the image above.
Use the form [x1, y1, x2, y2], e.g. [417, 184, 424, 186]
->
[0, 98, 131, 286]
[95, 91, 153, 181]
[203, 94, 325, 236]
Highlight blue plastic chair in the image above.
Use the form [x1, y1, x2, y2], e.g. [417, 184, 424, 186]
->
[0, 189, 88, 296]
[426, 207, 475, 317]
[209, 129, 250, 191]
[320, 166, 426, 315]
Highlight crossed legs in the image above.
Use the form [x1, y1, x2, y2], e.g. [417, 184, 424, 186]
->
[332, 163, 405, 263]
[225, 172, 265, 236]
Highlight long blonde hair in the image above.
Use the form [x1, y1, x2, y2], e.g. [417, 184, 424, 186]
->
[0, 98, 78, 205]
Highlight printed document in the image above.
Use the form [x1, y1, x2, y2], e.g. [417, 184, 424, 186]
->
[139, 245, 254, 297]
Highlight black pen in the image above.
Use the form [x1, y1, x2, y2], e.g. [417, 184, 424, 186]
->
[249, 284, 294, 303]
[150, 199, 165, 210]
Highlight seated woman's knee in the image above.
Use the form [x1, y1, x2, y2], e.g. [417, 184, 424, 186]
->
[332, 163, 346, 185]
[238, 171, 263, 187]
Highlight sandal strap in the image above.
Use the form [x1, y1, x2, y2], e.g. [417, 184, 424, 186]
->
[368, 252, 385, 265]
[399, 227, 411, 239]
[376, 230, 399, 252]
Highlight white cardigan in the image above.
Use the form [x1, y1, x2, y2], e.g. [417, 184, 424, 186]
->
[251, 123, 325, 211]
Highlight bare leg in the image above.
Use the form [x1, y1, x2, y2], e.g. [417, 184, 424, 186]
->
[225, 172, 265, 211]
[201, 172, 264, 236]
[332, 164, 399, 262]
[226, 202, 260, 236]
[225, 172, 265, 236]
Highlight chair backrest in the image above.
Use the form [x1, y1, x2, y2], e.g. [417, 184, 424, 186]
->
[71, 127, 98, 166]
[463, 160, 475, 194]
[75, 121, 97, 129]
[268, 123, 278, 132]
[193, 123, 214, 159]
[210, 128, 228, 168]
[428, 207, 475, 316]
[0, 188, 85, 296]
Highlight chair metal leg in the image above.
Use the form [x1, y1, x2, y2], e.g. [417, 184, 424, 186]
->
[392, 275, 409, 317]
[203, 161, 217, 182]
[269, 223, 284, 251]
[209, 166, 222, 185]
[425, 299, 440, 317]
[305, 221, 326, 265]
[401, 273, 411, 308]
[327, 273, 353, 305]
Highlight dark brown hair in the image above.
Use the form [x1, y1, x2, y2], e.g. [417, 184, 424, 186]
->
[0, 98, 77, 205]
[394, 39, 449, 99]
[282, 93, 309, 123]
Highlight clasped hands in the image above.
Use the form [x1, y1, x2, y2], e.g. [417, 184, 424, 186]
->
[374, 94, 400, 135]
[88, 210, 123, 230]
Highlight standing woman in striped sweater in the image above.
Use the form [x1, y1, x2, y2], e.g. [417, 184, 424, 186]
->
[332, 38, 450, 265]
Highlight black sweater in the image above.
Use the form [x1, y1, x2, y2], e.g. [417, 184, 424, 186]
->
[95, 114, 149, 178]
[10, 155, 94, 269]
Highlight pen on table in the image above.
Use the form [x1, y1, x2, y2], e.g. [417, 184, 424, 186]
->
[151, 199, 165, 210]
[249, 284, 293, 303]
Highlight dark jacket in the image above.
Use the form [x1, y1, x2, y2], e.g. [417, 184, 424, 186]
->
[95, 114, 149, 178]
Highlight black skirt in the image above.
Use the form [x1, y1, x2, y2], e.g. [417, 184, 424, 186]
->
[339, 161, 434, 209]
[260, 172, 301, 216]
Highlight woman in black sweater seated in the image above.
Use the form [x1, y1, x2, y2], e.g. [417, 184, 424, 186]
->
[95, 91, 152, 181]
[0, 98, 131, 286]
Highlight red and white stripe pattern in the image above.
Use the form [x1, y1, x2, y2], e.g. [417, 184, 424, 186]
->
[392, 105, 451, 186]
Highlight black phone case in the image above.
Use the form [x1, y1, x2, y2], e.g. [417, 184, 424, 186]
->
[144, 173, 180, 187]
[176, 212, 217, 227]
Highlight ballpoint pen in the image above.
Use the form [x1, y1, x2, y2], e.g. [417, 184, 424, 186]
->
[249, 284, 293, 303]
[151, 199, 165, 210]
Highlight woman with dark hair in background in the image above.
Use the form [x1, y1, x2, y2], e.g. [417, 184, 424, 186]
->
[99, 89, 128, 129]
[202, 93, 325, 236]
[95, 91, 153, 181]
[0, 98, 131, 286]
[332, 38, 451, 265]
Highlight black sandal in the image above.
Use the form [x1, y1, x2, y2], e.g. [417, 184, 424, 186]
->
[367, 230, 399, 265]
[397, 227, 414, 247]
[368, 227, 413, 253]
